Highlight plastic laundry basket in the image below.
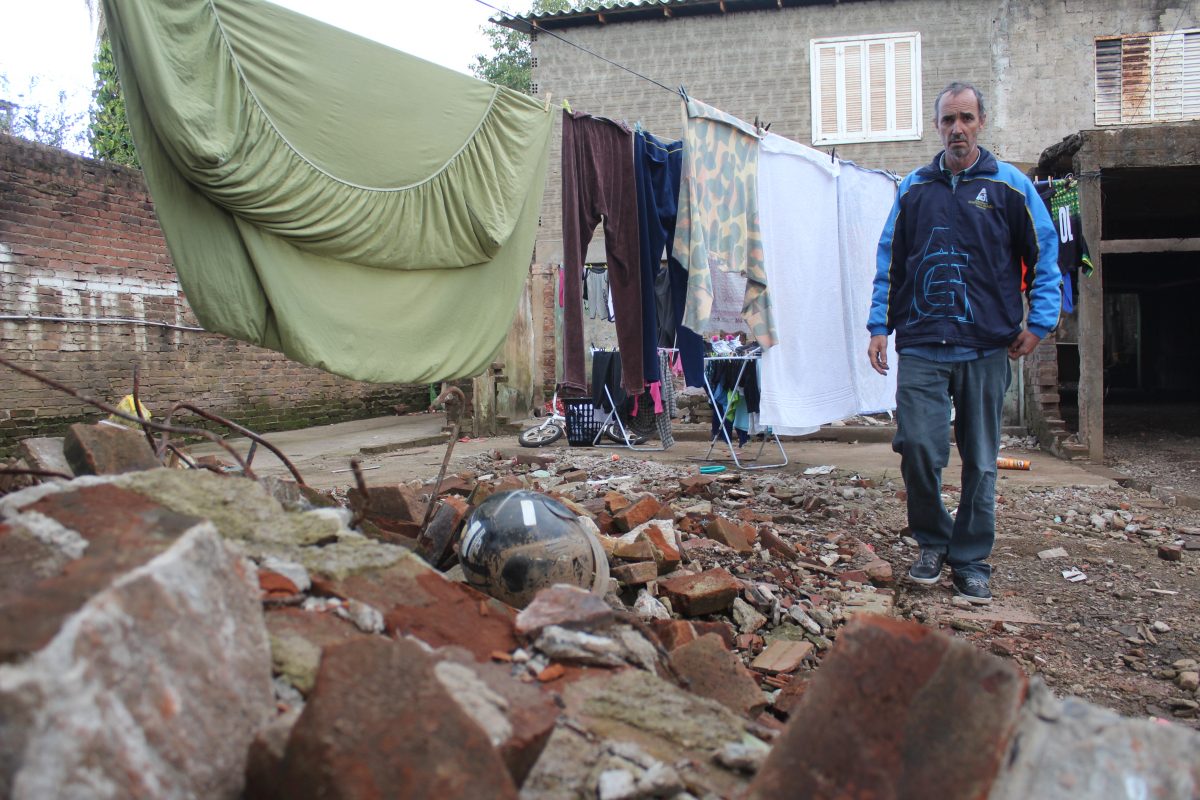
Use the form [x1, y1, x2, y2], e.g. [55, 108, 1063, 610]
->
[562, 398, 602, 447]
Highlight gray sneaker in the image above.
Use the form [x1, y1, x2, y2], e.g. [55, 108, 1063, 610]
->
[907, 549, 946, 585]
[952, 572, 992, 604]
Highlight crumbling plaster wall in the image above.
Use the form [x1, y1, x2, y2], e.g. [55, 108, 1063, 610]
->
[0, 135, 427, 454]
[1071, 122, 1200, 462]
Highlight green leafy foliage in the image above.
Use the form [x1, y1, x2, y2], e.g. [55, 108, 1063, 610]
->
[469, 0, 598, 93]
[0, 75, 89, 152]
[88, 36, 138, 167]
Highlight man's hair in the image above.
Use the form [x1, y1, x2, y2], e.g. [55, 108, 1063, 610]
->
[934, 82, 986, 120]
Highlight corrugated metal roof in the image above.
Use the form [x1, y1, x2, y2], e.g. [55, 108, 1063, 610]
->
[497, 0, 872, 32]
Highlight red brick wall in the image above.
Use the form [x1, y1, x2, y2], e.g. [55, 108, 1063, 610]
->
[0, 135, 427, 454]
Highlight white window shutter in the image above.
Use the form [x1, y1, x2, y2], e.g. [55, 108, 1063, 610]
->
[1184, 31, 1200, 119]
[810, 32, 921, 145]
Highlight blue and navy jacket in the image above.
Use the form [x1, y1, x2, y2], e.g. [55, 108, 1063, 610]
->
[867, 148, 1061, 349]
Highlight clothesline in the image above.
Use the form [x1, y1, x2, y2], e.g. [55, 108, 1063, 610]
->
[472, 0, 679, 95]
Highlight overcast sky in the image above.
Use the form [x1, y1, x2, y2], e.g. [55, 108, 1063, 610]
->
[0, 0, 528, 151]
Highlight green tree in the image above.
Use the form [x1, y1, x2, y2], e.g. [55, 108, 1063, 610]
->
[89, 36, 139, 167]
[469, 0, 584, 93]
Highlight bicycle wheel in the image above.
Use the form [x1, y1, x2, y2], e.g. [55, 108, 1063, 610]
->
[518, 423, 563, 447]
[602, 422, 647, 445]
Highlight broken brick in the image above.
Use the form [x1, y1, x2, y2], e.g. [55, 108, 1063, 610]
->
[62, 422, 160, 476]
[316, 557, 518, 662]
[670, 634, 766, 717]
[705, 517, 753, 553]
[773, 676, 810, 716]
[648, 619, 697, 651]
[758, 528, 798, 562]
[258, 569, 300, 597]
[864, 559, 894, 585]
[514, 584, 613, 638]
[537, 663, 565, 682]
[611, 561, 659, 585]
[679, 475, 717, 497]
[614, 495, 661, 532]
[613, 538, 655, 561]
[642, 523, 682, 573]
[1158, 544, 1183, 561]
[349, 483, 427, 527]
[751, 640, 813, 675]
[691, 620, 738, 650]
[17, 437, 73, 479]
[435, 474, 475, 497]
[415, 495, 469, 567]
[265, 607, 366, 695]
[747, 616, 1026, 800]
[514, 452, 554, 468]
[659, 568, 741, 617]
[278, 638, 518, 799]
[604, 491, 631, 514]
[736, 633, 765, 653]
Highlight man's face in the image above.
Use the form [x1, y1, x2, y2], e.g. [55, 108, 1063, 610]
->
[936, 90, 985, 166]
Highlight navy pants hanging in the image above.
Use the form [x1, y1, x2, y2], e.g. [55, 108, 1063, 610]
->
[633, 130, 705, 388]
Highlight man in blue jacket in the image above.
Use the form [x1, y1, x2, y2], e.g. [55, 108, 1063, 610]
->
[866, 81, 1060, 604]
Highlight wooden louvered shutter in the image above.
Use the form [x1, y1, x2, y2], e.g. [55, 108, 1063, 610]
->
[894, 39, 914, 131]
[868, 42, 888, 132]
[811, 33, 921, 145]
[816, 44, 838, 140]
[844, 43, 864, 135]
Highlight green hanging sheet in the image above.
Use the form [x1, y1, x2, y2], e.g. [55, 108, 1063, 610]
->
[102, 0, 552, 383]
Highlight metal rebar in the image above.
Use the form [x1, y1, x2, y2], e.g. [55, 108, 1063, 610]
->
[419, 386, 466, 532]
[349, 457, 369, 529]
[0, 354, 253, 478]
[131, 363, 157, 455]
[0, 467, 74, 481]
[160, 402, 305, 486]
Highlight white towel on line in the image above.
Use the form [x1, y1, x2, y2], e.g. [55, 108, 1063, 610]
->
[757, 134, 855, 435]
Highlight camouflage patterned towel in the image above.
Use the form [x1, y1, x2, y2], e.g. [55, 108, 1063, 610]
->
[673, 98, 776, 347]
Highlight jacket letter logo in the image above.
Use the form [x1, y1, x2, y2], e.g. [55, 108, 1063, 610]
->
[909, 227, 974, 325]
[975, 188, 988, 204]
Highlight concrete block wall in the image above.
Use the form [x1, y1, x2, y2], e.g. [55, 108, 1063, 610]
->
[0, 135, 427, 454]
[527, 0, 1197, 432]
[531, 0, 1195, 264]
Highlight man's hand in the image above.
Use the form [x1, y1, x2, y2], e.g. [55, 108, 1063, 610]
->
[1008, 331, 1041, 359]
[868, 334, 889, 375]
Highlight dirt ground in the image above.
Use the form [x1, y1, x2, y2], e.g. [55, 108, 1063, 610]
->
[429, 433, 1198, 728]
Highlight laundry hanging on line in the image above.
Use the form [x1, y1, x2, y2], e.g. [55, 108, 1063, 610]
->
[102, 0, 552, 383]
[560, 96, 901, 433]
[1036, 177, 1093, 315]
[560, 110, 645, 396]
[674, 98, 777, 347]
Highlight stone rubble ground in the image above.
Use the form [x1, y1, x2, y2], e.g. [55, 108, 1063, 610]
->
[1, 421, 1199, 798]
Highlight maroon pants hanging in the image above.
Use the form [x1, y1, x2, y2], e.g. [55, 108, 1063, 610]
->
[561, 110, 644, 396]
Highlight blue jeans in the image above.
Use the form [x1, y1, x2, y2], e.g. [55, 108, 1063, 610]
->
[893, 350, 1010, 579]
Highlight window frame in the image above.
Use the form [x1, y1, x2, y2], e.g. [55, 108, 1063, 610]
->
[1094, 29, 1200, 126]
[810, 31, 923, 146]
